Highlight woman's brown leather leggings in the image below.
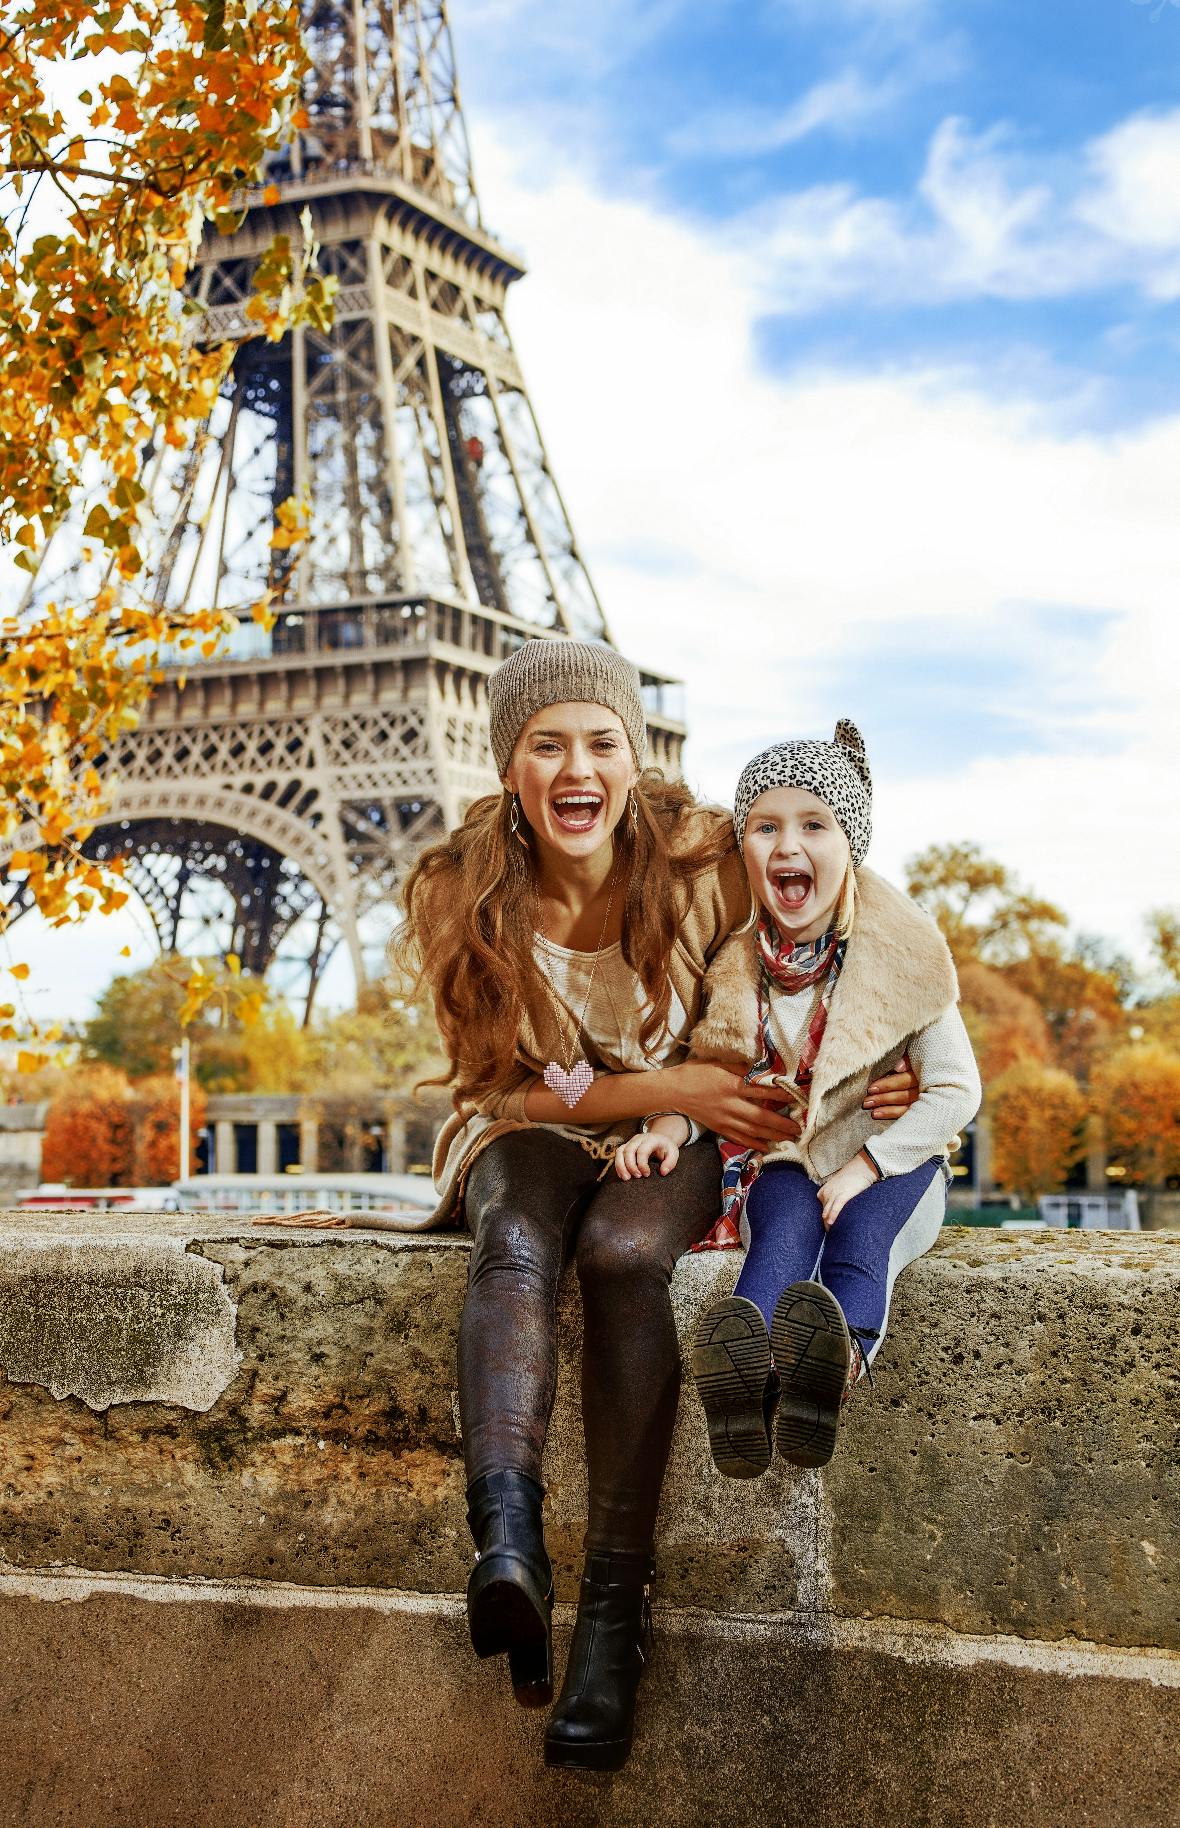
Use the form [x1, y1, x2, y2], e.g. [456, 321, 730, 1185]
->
[459, 1128, 722, 1554]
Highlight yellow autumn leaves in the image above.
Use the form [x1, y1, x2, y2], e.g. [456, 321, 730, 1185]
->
[0, 2, 337, 1051]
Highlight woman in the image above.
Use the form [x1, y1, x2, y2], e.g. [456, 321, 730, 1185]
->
[395, 639, 917, 1773]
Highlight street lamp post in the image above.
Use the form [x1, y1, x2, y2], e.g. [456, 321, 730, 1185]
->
[178, 1034, 191, 1183]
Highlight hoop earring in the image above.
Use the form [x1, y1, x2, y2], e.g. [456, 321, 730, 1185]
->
[510, 794, 528, 846]
[628, 789, 639, 830]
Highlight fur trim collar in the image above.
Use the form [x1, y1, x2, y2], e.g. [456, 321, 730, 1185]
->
[689, 869, 958, 1098]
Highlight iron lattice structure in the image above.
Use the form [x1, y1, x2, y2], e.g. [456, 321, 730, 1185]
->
[6, 1, 685, 1017]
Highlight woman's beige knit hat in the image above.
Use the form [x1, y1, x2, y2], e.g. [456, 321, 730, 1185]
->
[488, 639, 647, 775]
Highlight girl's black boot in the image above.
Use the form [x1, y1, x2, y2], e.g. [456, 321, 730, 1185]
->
[543, 1549, 654, 1772]
[465, 1469, 554, 1707]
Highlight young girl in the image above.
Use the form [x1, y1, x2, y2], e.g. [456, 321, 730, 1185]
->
[615, 719, 981, 1476]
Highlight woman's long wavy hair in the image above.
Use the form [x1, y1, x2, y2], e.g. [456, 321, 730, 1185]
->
[394, 770, 736, 1108]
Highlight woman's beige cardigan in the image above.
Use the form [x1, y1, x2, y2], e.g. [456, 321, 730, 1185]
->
[420, 808, 752, 1228]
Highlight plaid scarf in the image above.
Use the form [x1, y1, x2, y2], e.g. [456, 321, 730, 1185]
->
[693, 915, 846, 1252]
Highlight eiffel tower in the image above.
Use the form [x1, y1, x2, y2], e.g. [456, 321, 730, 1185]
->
[7, 1, 685, 1017]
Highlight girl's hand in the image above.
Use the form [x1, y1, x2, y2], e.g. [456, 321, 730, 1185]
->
[663, 1063, 802, 1153]
[863, 1054, 919, 1120]
[616, 1132, 680, 1180]
[818, 1150, 880, 1229]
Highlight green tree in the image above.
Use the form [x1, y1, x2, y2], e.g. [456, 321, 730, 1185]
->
[79, 962, 443, 1100]
[81, 955, 273, 1088]
[307, 985, 445, 1096]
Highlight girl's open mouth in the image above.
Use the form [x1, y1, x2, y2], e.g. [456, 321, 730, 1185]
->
[773, 869, 813, 912]
[551, 793, 604, 833]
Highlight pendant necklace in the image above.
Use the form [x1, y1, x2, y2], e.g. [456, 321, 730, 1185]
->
[539, 864, 620, 1110]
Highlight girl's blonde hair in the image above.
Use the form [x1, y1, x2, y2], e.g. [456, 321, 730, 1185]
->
[393, 771, 735, 1108]
[834, 860, 859, 938]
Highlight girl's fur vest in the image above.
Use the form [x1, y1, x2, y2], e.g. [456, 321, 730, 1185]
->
[688, 868, 981, 1183]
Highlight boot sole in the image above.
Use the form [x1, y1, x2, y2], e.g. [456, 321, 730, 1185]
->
[467, 1552, 554, 1707]
[543, 1734, 632, 1773]
[770, 1280, 850, 1468]
[691, 1296, 773, 1479]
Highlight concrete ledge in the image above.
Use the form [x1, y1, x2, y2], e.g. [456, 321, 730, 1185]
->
[1, 1215, 1177, 1824]
[0, 1215, 1176, 1654]
[0, 1567, 1175, 1828]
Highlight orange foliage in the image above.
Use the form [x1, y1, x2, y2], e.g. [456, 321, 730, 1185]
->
[987, 1060, 1087, 1202]
[1092, 1043, 1180, 1186]
[40, 1065, 132, 1187]
[38, 1063, 209, 1187]
[958, 960, 1052, 1082]
[128, 1073, 207, 1184]
[1002, 950, 1127, 1083]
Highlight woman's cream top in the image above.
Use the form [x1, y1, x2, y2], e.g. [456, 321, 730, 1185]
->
[533, 935, 696, 1147]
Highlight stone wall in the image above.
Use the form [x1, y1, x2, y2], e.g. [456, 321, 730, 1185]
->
[0, 1102, 47, 1199]
[0, 1212, 1176, 1826]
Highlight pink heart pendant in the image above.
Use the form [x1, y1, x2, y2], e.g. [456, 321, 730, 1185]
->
[543, 1060, 595, 1110]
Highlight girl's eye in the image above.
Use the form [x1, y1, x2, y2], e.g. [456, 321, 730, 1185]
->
[593, 740, 619, 752]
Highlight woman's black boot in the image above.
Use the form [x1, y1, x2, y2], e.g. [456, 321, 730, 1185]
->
[543, 1549, 654, 1772]
[465, 1469, 554, 1707]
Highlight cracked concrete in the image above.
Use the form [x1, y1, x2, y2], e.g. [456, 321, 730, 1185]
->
[0, 1215, 1175, 1654]
[0, 1234, 239, 1413]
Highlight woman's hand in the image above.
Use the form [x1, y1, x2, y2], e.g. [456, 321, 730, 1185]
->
[615, 1131, 681, 1180]
[662, 1062, 802, 1153]
[863, 1054, 919, 1120]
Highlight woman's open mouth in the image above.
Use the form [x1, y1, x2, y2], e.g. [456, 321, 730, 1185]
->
[550, 793, 604, 833]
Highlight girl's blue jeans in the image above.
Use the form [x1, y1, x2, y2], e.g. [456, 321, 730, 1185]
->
[733, 1156, 946, 1362]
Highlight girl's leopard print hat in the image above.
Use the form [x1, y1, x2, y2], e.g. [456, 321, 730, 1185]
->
[732, 721, 873, 865]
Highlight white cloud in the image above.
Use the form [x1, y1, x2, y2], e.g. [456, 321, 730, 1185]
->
[1077, 107, 1180, 294]
[666, 69, 901, 157]
[737, 108, 1180, 312]
[477, 127, 1180, 956]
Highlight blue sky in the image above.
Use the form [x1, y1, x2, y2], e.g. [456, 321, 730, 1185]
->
[444, 0, 1180, 966]
[458, 0, 1180, 433]
[6, 0, 1179, 1018]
